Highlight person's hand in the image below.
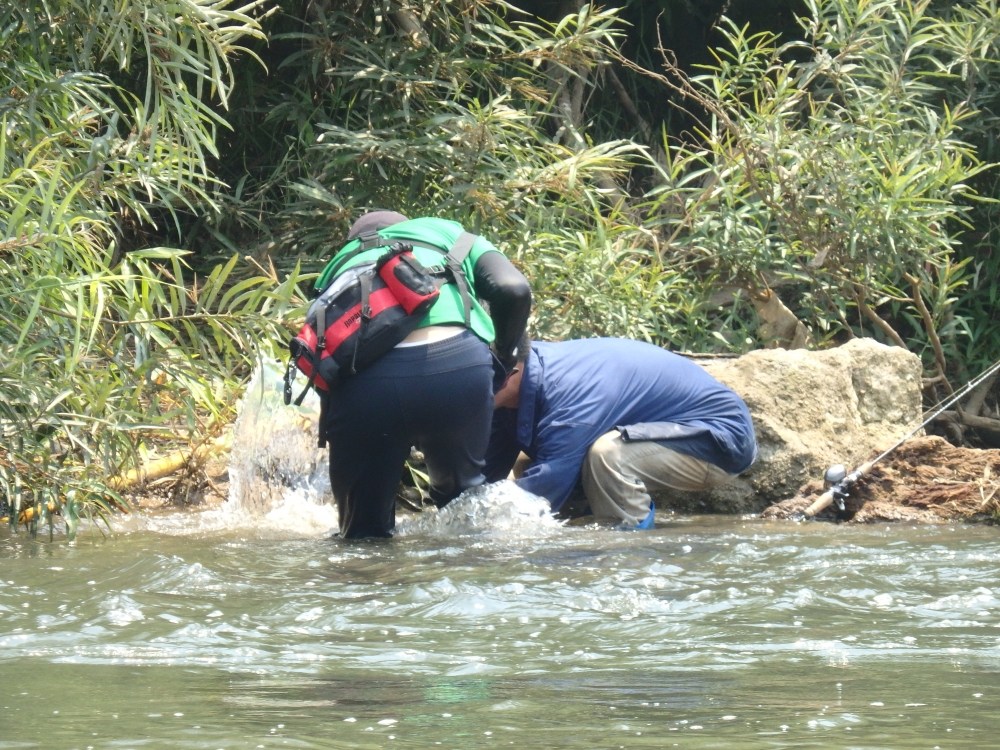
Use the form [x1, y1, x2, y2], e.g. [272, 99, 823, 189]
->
[491, 353, 517, 393]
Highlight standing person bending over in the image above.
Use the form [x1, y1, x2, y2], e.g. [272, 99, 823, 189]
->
[325, 211, 531, 538]
[486, 337, 757, 529]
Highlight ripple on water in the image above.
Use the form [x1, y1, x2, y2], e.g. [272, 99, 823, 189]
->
[8, 363, 1000, 747]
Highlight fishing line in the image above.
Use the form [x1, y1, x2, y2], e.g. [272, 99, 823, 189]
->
[869, 355, 1000, 467]
[801, 355, 1000, 518]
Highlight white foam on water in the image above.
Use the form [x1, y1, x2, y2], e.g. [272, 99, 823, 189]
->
[119, 479, 559, 542]
[256, 485, 339, 536]
[397, 481, 564, 539]
[113, 484, 339, 539]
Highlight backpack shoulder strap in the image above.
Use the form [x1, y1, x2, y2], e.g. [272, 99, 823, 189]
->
[316, 245, 363, 293]
[443, 231, 478, 327]
[354, 230, 387, 251]
[316, 232, 395, 293]
[446, 231, 477, 265]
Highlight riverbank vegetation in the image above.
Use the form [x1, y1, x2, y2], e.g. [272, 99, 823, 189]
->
[4, 0, 1000, 536]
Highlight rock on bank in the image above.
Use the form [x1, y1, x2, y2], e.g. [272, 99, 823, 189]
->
[676, 338, 924, 515]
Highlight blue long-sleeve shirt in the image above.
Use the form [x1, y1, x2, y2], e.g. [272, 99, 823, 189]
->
[485, 338, 758, 510]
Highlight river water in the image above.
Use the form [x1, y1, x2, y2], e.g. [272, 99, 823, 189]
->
[3, 365, 999, 749]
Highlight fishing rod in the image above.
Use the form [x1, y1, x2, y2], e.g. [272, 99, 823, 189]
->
[801, 356, 1000, 518]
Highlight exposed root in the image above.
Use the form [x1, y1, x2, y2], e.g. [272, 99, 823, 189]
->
[762, 435, 1000, 523]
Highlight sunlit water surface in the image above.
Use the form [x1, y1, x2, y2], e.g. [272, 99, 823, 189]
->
[3, 364, 999, 749]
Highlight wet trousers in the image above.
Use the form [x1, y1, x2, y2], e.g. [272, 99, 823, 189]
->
[582, 430, 738, 524]
[325, 331, 494, 538]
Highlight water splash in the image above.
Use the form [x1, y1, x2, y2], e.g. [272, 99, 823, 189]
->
[398, 481, 564, 539]
[225, 361, 563, 540]
[114, 360, 338, 538]
[119, 360, 563, 541]
[115, 490, 340, 538]
[228, 359, 330, 516]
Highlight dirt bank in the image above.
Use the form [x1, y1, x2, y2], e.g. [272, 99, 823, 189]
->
[761, 435, 1000, 523]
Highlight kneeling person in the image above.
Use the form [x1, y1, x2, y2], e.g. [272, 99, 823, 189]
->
[486, 337, 757, 528]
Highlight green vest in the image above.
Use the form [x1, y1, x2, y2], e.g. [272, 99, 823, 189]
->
[316, 217, 498, 344]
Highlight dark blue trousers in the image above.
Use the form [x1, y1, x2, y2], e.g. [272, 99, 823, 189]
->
[324, 331, 494, 538]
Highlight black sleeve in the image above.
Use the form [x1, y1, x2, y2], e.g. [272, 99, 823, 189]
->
[473, 250, 532, 364]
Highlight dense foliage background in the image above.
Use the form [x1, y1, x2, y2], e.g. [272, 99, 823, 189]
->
[4, 0, 1000, 534]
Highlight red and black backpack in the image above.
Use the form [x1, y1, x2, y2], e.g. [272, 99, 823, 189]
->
[283, 231, 477, 441]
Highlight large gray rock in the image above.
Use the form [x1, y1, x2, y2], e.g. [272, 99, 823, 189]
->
[669, 338, 924, 513]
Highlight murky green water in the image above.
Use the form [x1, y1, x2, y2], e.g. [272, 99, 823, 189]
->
[5, 364, 998, 748]
[3, 507, 999, 750]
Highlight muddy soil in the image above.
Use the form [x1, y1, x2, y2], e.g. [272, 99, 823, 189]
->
[762, 435, 1000, 523]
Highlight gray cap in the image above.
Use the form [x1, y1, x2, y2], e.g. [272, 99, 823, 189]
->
[346, 210, 408, 240]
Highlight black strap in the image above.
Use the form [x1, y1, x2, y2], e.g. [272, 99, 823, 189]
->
[351, 270, 374, 375]
[446, 231, 477, 264]
[318, 245, 364, 292]
[293, 369, 315, 407]
[293, 356, 318, 407]
[315, 304, 328, 352]
[356, 230, 384, 250]
[444, 232, 477, 327]
[283, 358, 297, 405]
[286, 300, 328, 407]
[316, 391, 329, 448]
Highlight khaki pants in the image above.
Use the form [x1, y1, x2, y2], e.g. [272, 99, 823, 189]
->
[581, 430, 736, 524]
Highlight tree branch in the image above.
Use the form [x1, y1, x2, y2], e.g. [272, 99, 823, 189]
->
[853, 286, 906, 347]
[905, 272, 952, 395]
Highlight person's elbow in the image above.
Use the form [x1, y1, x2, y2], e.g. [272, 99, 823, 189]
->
[475, 253, 532, 311]
[504, 275, 533, 318]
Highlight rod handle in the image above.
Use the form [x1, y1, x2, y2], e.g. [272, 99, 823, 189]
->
[802, 460, 875, 517]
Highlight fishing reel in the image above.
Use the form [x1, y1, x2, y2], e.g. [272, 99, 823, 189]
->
[823, 464, 853, 512]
